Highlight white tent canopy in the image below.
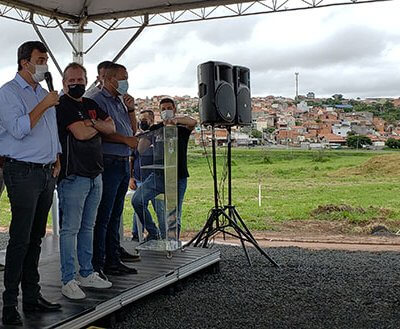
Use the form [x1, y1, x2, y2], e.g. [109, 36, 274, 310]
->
[0, 0, 393, 73]
[2, 0, 256, 22]
[0, 0, 392, 27]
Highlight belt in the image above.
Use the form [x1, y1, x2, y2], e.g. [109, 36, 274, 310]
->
[103, 154, 129, 161]
[5, 158, 55, 169]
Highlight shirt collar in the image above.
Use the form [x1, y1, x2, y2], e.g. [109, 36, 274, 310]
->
[101, 87, 125, 107]
[101, 87, 116, 99]
[14, 72, 42, 91]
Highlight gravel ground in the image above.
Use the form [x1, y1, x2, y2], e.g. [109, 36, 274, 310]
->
[0, 232, 8, 250]
[0, 233, 398, 328]
[113, 244, 400, 329]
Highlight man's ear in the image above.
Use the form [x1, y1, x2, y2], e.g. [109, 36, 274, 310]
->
[20, 59, 29, 69]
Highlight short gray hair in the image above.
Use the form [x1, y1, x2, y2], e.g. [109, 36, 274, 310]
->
[62, 62, 87, 82]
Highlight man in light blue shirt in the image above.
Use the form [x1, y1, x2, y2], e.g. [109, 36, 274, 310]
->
[84, 60, 113, 98]
[90, 63, 140, 277]
[0, 41, 62, 326]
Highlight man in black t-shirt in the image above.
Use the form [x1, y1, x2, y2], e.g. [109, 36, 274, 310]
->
[129, 110, 164, 241]
[56, 63, 116, 300]
[132, 97, 196, 239]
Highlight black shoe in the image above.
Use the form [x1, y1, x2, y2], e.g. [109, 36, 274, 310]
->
[144, 234, 160, 242]
[104, 262, 138, 275]
[23, 295, 61, 313]
[131, 234, 139, 242]
[120, 247, 141, 262]
[2, 306, 22, 326]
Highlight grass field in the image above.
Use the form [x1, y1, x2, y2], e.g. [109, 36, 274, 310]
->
[1, 147, 400, 232]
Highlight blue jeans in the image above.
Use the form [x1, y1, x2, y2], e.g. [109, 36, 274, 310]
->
[131, 180, 165, 237]
[92, 157, 130, 270]
[132, 173, 187, 239]
[58, 175, 102, 284]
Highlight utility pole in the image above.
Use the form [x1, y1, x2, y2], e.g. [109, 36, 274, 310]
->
[295, 72, 299, 101]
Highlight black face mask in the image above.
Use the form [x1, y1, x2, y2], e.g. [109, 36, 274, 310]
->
[139, 121, 150, 131]
[68, 84, 86, 99]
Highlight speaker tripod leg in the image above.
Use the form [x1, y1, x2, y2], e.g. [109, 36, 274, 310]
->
[202, 208, 223, 247]
[184, 208, 220, 248]
[217, 208, 250, 265]
[232, 207, 260, 245]
[237, 229, 252, 266]
[231, 208, 279, 268]
[184, 213, 212, 248]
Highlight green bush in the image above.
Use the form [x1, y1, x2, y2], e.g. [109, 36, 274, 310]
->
[385, 138, 400, 149]
[346, 135, 372, 148]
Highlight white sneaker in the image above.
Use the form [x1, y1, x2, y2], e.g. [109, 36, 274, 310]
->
[62, 280, 86, 300]
[77, 272, 112, 289]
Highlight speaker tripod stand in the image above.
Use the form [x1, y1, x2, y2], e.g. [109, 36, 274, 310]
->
[185, 126, 279, 267]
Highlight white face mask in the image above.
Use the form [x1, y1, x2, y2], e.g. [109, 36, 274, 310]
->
[29, 63, 48, 83]
[161, 109, 174, 120]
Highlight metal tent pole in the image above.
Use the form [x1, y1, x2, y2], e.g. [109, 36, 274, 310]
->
[30, 13, 63, 76]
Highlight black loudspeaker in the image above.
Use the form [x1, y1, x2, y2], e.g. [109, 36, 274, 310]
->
[233, 66, 252, 126]
[198, 61, 236, 126]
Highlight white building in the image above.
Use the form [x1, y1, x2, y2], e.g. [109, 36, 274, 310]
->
[255, 120, 269, 131]
[332, 122, 352, 137]
[297, 100, 309, 113]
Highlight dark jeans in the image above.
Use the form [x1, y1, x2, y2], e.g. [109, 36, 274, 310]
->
[0, 168, 4, 197]
[2, 161, 56, 307]
[92, 156, 129, 270]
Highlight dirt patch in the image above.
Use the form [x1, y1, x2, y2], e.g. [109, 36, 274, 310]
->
[311, 204, 367, 216]
[331, 154, 400, 176]
[180, 224, 400, 252]
[270, 219, 356, 235]
[180, 218, 400, 252]
[307, 203, 394, 233]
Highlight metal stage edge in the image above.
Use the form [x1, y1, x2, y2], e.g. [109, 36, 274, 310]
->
[0, 236, 221, 329]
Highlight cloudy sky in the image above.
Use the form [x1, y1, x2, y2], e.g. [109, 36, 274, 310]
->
[0, 1, 400, 99]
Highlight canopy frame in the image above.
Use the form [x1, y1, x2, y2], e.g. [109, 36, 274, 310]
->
[0, 0, 394, 76]
[0, 1, 393, 30]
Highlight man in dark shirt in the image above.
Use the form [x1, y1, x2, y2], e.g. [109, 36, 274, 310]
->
[129, 109, 164, 240]
[132, 98, 196, 239]
[56, 63, 116, 300]
[0, 167, 3, 199]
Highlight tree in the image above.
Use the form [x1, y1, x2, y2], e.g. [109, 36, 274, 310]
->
[332, 94, 343, 100]
[385, 138, 400, 149]
[250, 129, 262, 139]
[346, 135, 372, 149]
[350, 100, 400, 123]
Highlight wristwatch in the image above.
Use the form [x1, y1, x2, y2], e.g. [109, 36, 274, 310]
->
[90, 119, 97, 127]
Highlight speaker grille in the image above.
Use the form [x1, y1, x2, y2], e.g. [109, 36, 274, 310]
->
[237, 87, 251, 125]
[215, 82, 236, 123]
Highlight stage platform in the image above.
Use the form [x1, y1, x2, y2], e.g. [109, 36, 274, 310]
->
[0, 236, 220, 329]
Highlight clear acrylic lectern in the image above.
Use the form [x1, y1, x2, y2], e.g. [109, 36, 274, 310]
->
[135, 125, 181, 255]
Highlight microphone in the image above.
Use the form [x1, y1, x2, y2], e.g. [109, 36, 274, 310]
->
[44, 72, 54, 92]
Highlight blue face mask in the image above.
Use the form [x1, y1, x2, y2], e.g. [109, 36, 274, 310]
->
[116, 79, 129, 95]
